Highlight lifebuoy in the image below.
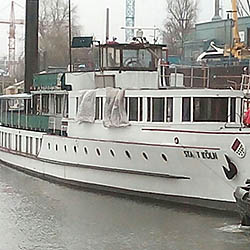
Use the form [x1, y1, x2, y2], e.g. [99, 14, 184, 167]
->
[243, 109, 250, 126]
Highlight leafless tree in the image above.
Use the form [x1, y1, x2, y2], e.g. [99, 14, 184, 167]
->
[164, 0, 197, 56]
[237, 0, 250, 16]
[39, 0, 81, 68]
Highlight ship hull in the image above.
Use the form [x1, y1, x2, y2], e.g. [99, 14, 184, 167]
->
[0, 125, 249, 211]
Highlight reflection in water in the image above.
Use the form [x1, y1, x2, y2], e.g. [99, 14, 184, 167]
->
[0, 164, 249, 250]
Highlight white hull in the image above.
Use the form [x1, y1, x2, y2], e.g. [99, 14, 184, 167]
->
[0, 124, 248, 210]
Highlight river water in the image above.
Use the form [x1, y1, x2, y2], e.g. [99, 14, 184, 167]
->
[0, 164, 249, 250]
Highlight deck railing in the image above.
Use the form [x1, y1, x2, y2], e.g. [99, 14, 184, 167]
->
[158, 64, 210, 88]
[240, 74, 250, 94]
[0, 112, 49, 131]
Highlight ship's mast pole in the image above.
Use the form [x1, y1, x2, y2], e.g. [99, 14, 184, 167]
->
[24, 0, 39, 93]
[68, 0, 72, 72]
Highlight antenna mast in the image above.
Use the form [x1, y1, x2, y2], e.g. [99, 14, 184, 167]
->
[125, 0, 135, 42]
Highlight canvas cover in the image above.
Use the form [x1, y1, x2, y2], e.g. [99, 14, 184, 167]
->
[76, 90, 96, 123]
[103, 88, 129, 128]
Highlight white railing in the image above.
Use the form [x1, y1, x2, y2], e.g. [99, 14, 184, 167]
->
[240, 74, 250, 94]
[158, 63, 210, 88]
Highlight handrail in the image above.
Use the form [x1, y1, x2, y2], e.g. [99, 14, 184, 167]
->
[158, 64, 209, 88]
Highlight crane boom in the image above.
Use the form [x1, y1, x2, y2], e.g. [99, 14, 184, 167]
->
[232, 0, 240, 44]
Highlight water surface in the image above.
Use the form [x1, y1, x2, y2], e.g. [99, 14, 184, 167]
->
[0, 164, 249, 250]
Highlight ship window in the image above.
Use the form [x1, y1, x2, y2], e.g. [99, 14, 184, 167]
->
[64, 145, 67, 152]
[33, 95, 41, 115]
[76, 97, 79, 114]
[74, 146, 77, 153]
[142, 152, 149, 160]
[15, 135, 18, 151]
[152, 98, 164, 122]
[125, 150, 131, 159]
[56, 95, 63, 114]
[107, 48, 120, 67]
[30, 137, 33, 154]
[123, 49, 153, 69]
[26, 136, 29, 153]
[36, 138, 39, 154]
[96, 148, 101, 156]
[1, 132, 3, 147]
[48, 143, 51, 150]
[182, 97, 191, 122]
[161, 153, 168, 162]
[42, 94, 49, 114]
[230, 98, 236, 122]
[55, 144, 58, 151]
[166, 98, 173, 122]
[193, 97, 228, 122]
[110, 149, 115, 157]
[63, 95, 69, 118]
[147, 97, 173, 122]
[84, 147, 88, 155]
[147, 98, 151, 121]
[19, 135, 22, 152]
[8, 133, 11, 149]
[4, 133, 7, 148]
[129, 97, 138, 121]
[95, 97, 103, 120]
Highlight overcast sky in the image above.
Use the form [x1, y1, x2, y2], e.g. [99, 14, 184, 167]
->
[0, 0, 233, 58]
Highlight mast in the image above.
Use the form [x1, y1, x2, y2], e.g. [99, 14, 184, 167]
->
[231, 0, 240, 44]
[24, 0, 39, 93]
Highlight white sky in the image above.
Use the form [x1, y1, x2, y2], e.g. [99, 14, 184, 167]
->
[0, 0, 234, 58]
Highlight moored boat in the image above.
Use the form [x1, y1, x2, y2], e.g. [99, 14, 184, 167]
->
[1, 39, 250, 211]
[234, 180, 250, 225]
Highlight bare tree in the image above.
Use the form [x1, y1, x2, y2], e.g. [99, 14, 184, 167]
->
[39, 0, 81, 69]
[164, 0, 197, 56]
[237, 0, 250, 16]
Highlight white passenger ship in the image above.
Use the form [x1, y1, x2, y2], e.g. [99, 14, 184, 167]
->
[0, 40, 249, 210]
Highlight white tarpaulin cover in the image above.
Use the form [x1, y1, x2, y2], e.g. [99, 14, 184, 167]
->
[76, 90, 96, 123]
[103, 88, 129, 128]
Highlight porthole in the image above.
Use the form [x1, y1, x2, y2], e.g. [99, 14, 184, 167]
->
[110, 149, 115, 157]
[161, 153, 168, 162]
[142, 152, 149, 160]
[125, 150, 131, 159]
[74, 146, 77, 153]
[96, 148, 101, 156]
[55, 144, 58, 151]
[48, 143, 51, 150]
[84, 147, 88, 155]
[174, 137, 179, 144]
[64, 145, 67, 152]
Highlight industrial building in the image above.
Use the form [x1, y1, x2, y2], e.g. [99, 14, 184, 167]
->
[184, 0, 250, 63]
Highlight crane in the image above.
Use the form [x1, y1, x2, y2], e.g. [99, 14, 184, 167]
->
[0, 1, 24, 77]
[125, 0, 135, 42]
[226, 0, 250, 60]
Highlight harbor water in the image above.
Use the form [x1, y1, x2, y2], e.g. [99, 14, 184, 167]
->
[0, 164, 249, 250]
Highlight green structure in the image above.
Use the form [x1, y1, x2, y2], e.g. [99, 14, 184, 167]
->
[184, 16, 250, 63]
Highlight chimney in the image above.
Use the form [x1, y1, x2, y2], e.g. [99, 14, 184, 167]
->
[212, 0, 222, 21]
[106, 8, 110, 43]
[24, 0, 39, 93]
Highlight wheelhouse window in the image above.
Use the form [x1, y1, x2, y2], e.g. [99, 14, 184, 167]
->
[147, 97, 173, 122]
[193, 97, 228, 122]
[182, 97, 191, 122]
[103, 48, 121, 68]
[123, 49, 152, 68]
